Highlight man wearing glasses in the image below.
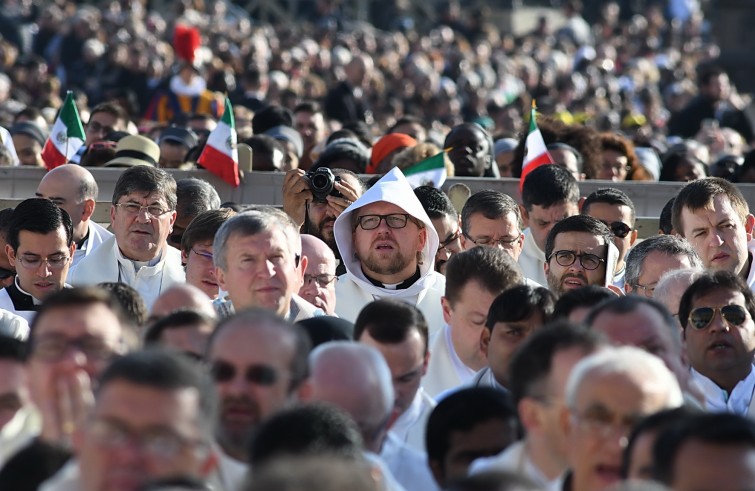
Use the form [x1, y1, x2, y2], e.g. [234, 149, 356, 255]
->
[415, 186, 462, 275]
[332, 168, 445, 333]
[543, 215, 615, 297]
[581, 188, 638, 290]
[0, 199, 75, 322]
[679, 270, 755, 415]
[70, 166, 185, 310]
[461, 190, 524, 260]
[624, 235, 702, 297]
[299, 235, 338, 315]
[180, 208, 236, 300]
[70, 102, 129, 164]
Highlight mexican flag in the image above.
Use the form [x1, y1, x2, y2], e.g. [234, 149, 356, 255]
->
[198, 97, 239, 187]
[404, 151, 446, 189]
[41, 91, 85, 170]
[519, 101, 554, 192]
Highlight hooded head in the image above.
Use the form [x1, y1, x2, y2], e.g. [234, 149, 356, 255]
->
[334, 168, 439, 294]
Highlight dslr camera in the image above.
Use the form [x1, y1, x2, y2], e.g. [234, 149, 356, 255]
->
[304, 168, 342, 203]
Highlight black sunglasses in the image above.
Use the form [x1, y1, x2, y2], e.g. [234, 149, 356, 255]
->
[600, 220, 632, 239]
[211, 360, 278, 386]
[688, 305, 748, 330]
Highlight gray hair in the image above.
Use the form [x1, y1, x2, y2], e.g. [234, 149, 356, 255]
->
[653, 267, 705, 307]
[176, 177, 221, 219]
[565, 345, 684, 410]
[625, 235, 702, 288]
[213, 207, 300, 271]
[112, 166, 177, 210]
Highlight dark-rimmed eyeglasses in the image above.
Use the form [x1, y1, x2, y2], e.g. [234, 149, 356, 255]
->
[211, 360, 279, 386]
[438, 230, 462, 254]
[303, 273, 337, 288]
[114, 202, 172, 219]
[599, 220, 632, 239]
[687, 305, 748, 330]
[547, 250, 605, 270]
[462, 231, 521, 248]
[355, 214, 411, 231]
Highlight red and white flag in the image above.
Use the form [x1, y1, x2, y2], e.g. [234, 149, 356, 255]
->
[520, 100, 555, 191]
[198, 97, 239, 187]
[41, 91, 85, 170]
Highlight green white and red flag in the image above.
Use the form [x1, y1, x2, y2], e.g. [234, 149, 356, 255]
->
[197, 97, 239, 186]
[520, 100, 555, 192]
[41, 91, 85, 170]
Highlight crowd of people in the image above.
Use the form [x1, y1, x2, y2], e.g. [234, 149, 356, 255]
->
[1, 0, 755, 491]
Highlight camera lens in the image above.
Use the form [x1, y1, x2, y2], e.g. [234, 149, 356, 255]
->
[311, 173, 329, 190]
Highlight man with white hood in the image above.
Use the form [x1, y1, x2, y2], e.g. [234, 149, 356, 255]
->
[334, 168, 446, 334]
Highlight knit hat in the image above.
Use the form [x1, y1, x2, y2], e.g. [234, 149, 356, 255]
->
[367, 133, 417, 174]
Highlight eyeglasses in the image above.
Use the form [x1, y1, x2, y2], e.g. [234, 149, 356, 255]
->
[87, 120, 116, 135]
[463, 231, 521, 248]
[599, 220, 632, 239]
[16, 254, 70, 270]
[355, 214, 411, 230]
[687, 305, 748, 330]
[88, 418, 207, 460]
[303, 273, 338, 288]
[191, 248, 213, 261]
[114, 202, 172, 219]
[572, 408, 642, 442]
[438, 230, 462, 254]
[548, 250, 605, 270]
[32, 334, 115, 362]
[633, 282, 656, 296]
[211, 360, 279, 386]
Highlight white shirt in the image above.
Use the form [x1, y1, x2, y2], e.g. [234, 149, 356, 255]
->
[422, 324, 477, 398]
[690, 365, 755, 415]
[470, 440, 562, 491]
[518, 229, 547, 287]
[380, 432, 439, 491]
[71, 221, 112, 270]
[390, 388, 435, 452]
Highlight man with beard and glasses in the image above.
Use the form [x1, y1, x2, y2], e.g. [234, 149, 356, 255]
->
[205, 308, 311, 463]
[332, 168, 445, 334]
[283, 168, 364, 274]
[543, 215, 616, 297]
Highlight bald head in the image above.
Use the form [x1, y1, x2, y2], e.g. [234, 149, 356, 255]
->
[345, 54, 373, 89]
[307, 342, 394, 452]
[149, 284, 216, 323]
[300, 235, 338, 314]
[36, 164, 99, 241]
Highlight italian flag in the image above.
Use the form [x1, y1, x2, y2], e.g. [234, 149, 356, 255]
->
[41, 91, 85, 170]
[519, 100, 554, 192]
[198, 97, 239, 187]
[404, 151, 447, 189]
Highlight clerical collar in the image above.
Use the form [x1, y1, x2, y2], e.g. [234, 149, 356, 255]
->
[364, 267, 421, 290]
[10, 276, 42, 308]
[76, 228, 91, 251]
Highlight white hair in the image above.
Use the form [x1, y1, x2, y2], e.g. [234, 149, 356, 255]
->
[653, 267, 705, 306]
[565, 345, 683, 409]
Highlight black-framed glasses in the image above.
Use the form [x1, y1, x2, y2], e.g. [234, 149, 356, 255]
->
[599, 220, 632, 239]
[688, 305, 748, 330]
[463, 231, 521, 248]
[438, 230, 462, 254]
[548, 250, 605, 270]
[303, 273, 338, 288]
[114, 202, 172, 219]
[16, 254, 70, 270]
[211, 360, 279, 386]
[191, 248, 213, 261]
[355, 214, 410, 230]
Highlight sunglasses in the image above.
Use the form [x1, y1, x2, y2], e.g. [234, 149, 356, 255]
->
[687, 305, 748, 330]
[211, 360, 278, 386]
[600, 220, 632, 239]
